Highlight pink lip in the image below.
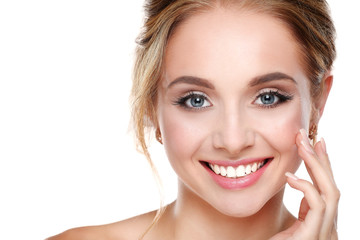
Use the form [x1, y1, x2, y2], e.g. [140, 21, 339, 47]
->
[201, 158, 273, 190]
[205, 158, 271, 167]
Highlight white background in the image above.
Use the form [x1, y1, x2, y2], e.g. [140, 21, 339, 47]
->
[0, 1, 359, 239]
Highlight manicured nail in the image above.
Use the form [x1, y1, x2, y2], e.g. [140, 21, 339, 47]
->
[285, 172, 299, 180]
[301, 140, 314, 154]
[299, 129, 314, 154]
[320, 137, 327, 154]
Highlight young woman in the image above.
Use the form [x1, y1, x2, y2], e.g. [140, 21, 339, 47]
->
[48, 0, 339, 239]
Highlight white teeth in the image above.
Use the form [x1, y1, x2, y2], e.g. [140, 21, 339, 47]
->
[251, 162, 258, 172]
[245, 165, 251, 174]
[226, 166, 236, 178]
[236, 165, 245, 177]
[214, 164, 220, 174]
[220, 166, 227, 176]
[209, 160, 267, 179]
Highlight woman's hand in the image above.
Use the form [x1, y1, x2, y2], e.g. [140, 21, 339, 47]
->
[270, 129, 340, 240]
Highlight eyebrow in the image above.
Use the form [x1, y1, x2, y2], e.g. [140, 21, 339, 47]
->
[249, 72, 297, 87]
[167, 76, 215, 90]
[167, 72, 296, 89]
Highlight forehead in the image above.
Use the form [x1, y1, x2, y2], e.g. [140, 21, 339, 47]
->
[163, 7, 306, 85]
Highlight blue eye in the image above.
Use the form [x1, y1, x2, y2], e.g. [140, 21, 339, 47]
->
[174, 91, 211, 110]
[255, 90, 293, 108]
[188, 96, 206, 108]
[260, 94, 277, 105]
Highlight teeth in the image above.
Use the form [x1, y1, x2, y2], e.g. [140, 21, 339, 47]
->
[210, 163, 214, 169]
[220, 166, 227, 176]
[236, 165, 245, 177]
[214, 164, 220, 174]
[245, 165, 252, 175]
[208, 160, 267, 179]
[251, 162, 258, 172]
[227, 166, 236, 178]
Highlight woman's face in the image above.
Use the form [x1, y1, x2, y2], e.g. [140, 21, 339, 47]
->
[157, 8, 312, 217]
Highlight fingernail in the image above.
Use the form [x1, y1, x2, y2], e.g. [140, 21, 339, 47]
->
[301, 140, 314, 154]
[285, 172, 299, 180]
[320, 137, 327, 153]
[299, 129, 314, 154]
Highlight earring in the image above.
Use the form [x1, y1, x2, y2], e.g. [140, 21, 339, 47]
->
[308, 124, 318, 143]
[156, 128, 163, 144]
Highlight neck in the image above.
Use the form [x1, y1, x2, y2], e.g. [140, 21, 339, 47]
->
[161, 181, 295, 240]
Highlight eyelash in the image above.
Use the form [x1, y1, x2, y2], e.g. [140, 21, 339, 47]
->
[173, 91, 211, 111]
[254, 89, 293, 108]
[173, 89, 293, 110]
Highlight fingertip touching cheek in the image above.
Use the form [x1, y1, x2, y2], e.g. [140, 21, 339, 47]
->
[156, 8, 313, 216]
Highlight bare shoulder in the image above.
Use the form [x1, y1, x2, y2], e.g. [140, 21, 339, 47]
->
[46, 211, 157, 240]
[45, 226, 100, 240]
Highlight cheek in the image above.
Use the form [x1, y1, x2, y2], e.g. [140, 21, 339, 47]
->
[269, 110, 301, 167]
[158, 107, 212, 167]
[254, 98, 309, 143]
[252, 104, 307, 170]
[266, 110, 301, 149]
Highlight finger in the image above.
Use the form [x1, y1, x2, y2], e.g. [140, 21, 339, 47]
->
[319, 185, 340, 240]
[286, 172, 325, 237]
[314, 138, 335, 180]
[296, 130, 336, 194]
[297, 130, 340, 204]
[296, 131, 340, 239]
[313, 138, 340, 239]
[296, 131, 322, 192]
[298, 197, 309, 222]
[294, 132, 317, 191]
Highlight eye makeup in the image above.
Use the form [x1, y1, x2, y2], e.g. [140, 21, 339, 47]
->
[253, 89, 294, 109]
[172, 91, 212, 111]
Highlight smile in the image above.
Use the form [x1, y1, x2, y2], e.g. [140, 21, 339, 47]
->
[207, 159, 270, 179]
[202, 158, 273, 190]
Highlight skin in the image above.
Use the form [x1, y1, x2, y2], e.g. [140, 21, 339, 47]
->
[47, 7, 339, 240]
[159, 8, 309, 220]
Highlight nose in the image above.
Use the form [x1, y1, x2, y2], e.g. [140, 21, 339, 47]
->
[212, 108, 255, 156]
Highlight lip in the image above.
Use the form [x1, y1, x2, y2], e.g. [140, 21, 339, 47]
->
[205, 158, 271, 167]
[201, 158, 273, 190]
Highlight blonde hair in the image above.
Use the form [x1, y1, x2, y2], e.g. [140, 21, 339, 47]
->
[130, 0, 336, 237]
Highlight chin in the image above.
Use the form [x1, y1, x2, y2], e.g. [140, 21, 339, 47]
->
[212, 198, 269, 218]
[205, 183, 286, 219]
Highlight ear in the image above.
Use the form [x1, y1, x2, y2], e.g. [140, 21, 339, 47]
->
[316, 72, 333, 120]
